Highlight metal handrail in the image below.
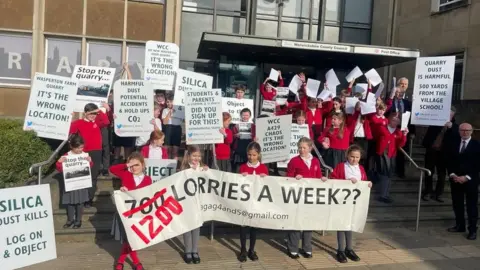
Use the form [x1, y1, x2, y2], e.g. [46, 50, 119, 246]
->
[312, 144, 333, 177]
[209, 144, 219, 242]
[398, 147, 431, 232]
[29, 138, 69, 185]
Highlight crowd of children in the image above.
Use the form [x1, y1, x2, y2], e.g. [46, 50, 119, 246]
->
[55, 66, 410, 268]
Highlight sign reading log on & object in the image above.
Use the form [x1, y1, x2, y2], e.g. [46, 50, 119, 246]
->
[145, 159, 178, 183]
[62, 153, 92, 192]
[0, 185, 56, 270]
[411, 56, 455, 126]
[113, 169, 371, 251]
[277, 124, 310, 168]
[144, 41, 179, 90]
[256, 115, 292, 163]
[71, 65, 115, 112]
[185, 88, 223, 145]
[23, 73, 77, 141]
[173, 69, 213, 106]
[113, 80, 154, 137]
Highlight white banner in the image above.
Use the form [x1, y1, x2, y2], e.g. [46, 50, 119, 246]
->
[277, 124, 310, 168]
[185, 88, 223, 145]
[145, 159, 178, 183]
[256, 115, 292, 163]
[222, 97, 254, 123]
[144, 41, 179, 90]
[23, 73, 77, 141]
[173, 69, 213, 106]
[113, 80, 154, 137]
[0, 185, 57, 269]
[113, 169, 371, 251]
[71, 65, 115, 112]
[62, 153, 92, 192]
[411, 56, 455, 126]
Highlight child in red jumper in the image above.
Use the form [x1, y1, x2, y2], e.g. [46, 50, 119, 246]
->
[329, 145, 372, 263]
[260, 70, 284, 101]
[110, 152, 151, 270]
[70, 102, 110, 208]
[232, 108, 255, 172]
[318, 111, 351, 169]
[305, 97, 325, 139]
[286, 137, 326, 259]
[215, 112, 234, 171]
[238, 142, 268, 262]
[140, 130, 168, 159]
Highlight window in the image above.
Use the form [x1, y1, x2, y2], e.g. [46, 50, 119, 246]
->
[126, 44, 145, 79]
[0, 33, 32, 86]
[180, 12, 213, 61]
[340, 27, 370, 44]
[86, 41, 122, 77]
[344, 0, 372, 24]
[45, 38, 82, 77]
[431, 0, 468, 12]
[323, 26, 340, 42]
[452, 52, 464, 101]
[325, 0, 341, 22]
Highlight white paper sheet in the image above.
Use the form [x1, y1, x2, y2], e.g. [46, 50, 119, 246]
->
[364, 68, 383, 87]
[317, 89, 333, 101]
[269, 68, 279, 82]
[325, 69, 340, 88]
[288, 75, 302, 93]
[401, 111, 411, 130]
[375, 82, 385, 99]
[360, 94, 376, 115]
[355, 83, 369, 98]
[345, 66, 363, 82]
[306, 79, 321, 98]
[345, 97, 359, 114]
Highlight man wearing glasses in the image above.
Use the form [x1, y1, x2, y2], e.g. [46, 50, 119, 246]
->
[446, 123, 480, 240]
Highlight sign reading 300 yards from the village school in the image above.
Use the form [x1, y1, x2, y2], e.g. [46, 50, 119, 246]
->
[23, 73, 77, 141]
[114, 169, 371, 251]
[0, 185, 56, 270]
[144, 41, 179, 90]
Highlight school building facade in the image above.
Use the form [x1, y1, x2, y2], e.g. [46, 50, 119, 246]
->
[1, 0, 478, 118]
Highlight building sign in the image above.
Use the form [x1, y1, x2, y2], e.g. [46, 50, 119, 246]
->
[354, 46, 420, 58]
[0, 33, 33, 85]
[281, 40, 351, 53]
[45, 38, 82, 78]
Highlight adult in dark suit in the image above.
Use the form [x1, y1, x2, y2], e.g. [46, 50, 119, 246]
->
[421, 107, 460, 202]
[446, 123, 480, 240]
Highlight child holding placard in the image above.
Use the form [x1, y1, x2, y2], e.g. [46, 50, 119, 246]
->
[318, 111, 351, 168]
[110, 152, 151, 270]
[346, 102, 373, 169]
[136, 104, 162, 148]
[322, 97, 345, 130]
[232, 108, 255, 173]
[162, 94, 182, 160]
[56, 135, 92, 229]
[140, 130, 168, 159]
[260, 70, 283, 101]
[305, 97, 325, 139]
[215, 112, 234, 171]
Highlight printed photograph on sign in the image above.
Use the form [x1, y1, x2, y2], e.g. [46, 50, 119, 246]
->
[261, 100, 276, 116]
[62, 153, 93, 192]
[275, 87, 289, 105]
[64, 167, 90, 179]
[238, 122, 252, 139]
[71, 65, 115, 112]
[77, 82, 110, 98]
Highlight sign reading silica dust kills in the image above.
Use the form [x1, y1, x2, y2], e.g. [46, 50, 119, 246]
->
[71, 65, 115, 112]
[144, 41, 179, 90]
[0, 185, 56, 270]
[23, 73, 77, 141]
[256, 115, 292, 163]
[113, 80, 154, 137]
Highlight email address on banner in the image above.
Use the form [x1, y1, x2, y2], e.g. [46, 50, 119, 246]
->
[201, 203, 289, 220]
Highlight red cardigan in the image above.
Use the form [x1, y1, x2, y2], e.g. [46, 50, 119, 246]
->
[346, 111, 373, 140]
[286, 155, 322, 178]
[239, 163, 269, 175]
[317, 127, 351, 150]
[56, 152, 93, 172]
[215, 128, 234, 160]
[260, 78, 284, 101]
[69, 111, 110, 152]
[369, 114, 388, 139]
[375, 125, 407, 157]
[109, 164, 152, 191]
[330, 162, 368, 181]
[140, 145, 168, 159]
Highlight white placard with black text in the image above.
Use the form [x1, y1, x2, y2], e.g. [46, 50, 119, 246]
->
[256, 115, 292, 163]
[222, 97, 254, 123]
[144, 41, 179, 90]
[277, 124, 310, 168]
[173, 69, 213, 106]
[71, 65, 115, 112]
[62, 153, 92, 192]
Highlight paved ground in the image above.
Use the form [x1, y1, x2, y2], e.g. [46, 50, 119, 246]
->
[21, 226, 480, 270]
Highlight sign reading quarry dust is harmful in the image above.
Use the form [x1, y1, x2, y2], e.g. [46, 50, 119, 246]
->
[0, 185, 56, 270]
[144, 41, 179, 90]
[113, 80, 154, 137]
[23, 73, 77, 141]
[256, 115, 292, 163]
[71, 65, 115, 112]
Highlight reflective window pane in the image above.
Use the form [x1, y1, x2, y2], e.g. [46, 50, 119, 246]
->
[216, 15, 246, 35]
[255, 19, 278, 38]
[257, 0, 278, 15]
[340, 27, 370, 44]
[183, 0, 214, 9]
[283, 0, 311, 19]
[87, 41, 122, 78]
[126, 44, 145, 80]
[325, 0, 341, 22]
[282, 22, 310, 40]
[180, 12, 213, 61]
[0, 33, 32, 85]
[323, 26, 339, 43]
[45, 38, 81, 78]
[218, 63, 258, 99]
[216, 0, 246, 11]
[344, 0, 372, 24]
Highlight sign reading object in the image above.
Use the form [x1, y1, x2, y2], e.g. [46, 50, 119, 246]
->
[62, 153, 92, 192]
[277, 124, 310, 168]
[71, 65, 115, 112]
[113, 80, 154, 137]
[23, 73, 77, 141]
[144, 41, 179, 90]
[114, 169, 371, 251]
[145, 159, 178, 183]
[185, 88, 223, 145]
[222, 97, 254, 123]
[174, 69, 213, 106]
[411, 56, 455, 126]
[256, 115, 292, 163]
[0, 185, 57, 269]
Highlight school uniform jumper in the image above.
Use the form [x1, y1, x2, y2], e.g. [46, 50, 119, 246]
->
[330, 162, 368, 252]
[347, 112, 373, 169]
[140, 145, 169, 159]
[317, 127, 351, 169]
[286, 155, 323, 254]
[69, 111, 110, 202]
[215, 128, 234, 172]
[56, 152, 93, 224]
[162, 107, 183, 147]
[260, 78, 284, 101]
[232, 123, 256, 171]
[305, 107, 324, 139]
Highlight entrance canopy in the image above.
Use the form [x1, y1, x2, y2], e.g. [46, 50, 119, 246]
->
[198, 32, 420, 69]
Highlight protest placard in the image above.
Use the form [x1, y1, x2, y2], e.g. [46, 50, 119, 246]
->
[411, 56, 455, 126]
[269, 68, 279, 82]
[173, 69, 213, 106]
[345, 97, 359, 114]
[222, 97, 254, 123]
[364, 68, 382, 87]
[0, 185, 56, 269]
[145, 159, 178, 183]
[306, 79, 321, 98]
[62, 153, 92, 192]
[360, 94, 376, 115]
[113, 169, 371, 251]
[185, 88, 223, 145]
[237, 122, 253, 139]
[23, 73, 77, 141]
[401, 111, 411, 131]
[288, 75, 302, 93]
[256, 115, 292, 163]
[261, 100, 276, 116]
[71, 65, 115, 112]
[346, 66, 363, 82]
[113, 80, 154, 137]
[277, 124, 310, 168]
[144, 41, 179, 90]
[275, 87, 289, 105]
[325, 68, 340, 88]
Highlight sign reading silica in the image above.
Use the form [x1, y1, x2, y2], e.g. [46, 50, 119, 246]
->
[0, 185, 56, 269]
[23, 73, 77, 141]
[71, 65, 115, 112]
[113, 80, 154, 137]
[144, 41, 179, 90]
[174, 69, 213, 106]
